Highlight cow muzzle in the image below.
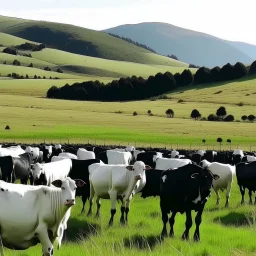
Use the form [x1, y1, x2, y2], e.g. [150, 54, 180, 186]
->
[134, 175, 141, 181]
[65, 199, 75, 207]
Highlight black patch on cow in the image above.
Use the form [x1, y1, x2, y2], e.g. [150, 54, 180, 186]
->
[1, 188, 4, 192]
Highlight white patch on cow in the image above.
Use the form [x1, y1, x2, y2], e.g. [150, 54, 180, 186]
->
[162, 175, 167, 183]
[192, 188, 201, 204]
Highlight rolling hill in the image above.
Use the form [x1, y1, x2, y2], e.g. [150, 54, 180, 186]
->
[0, 15, 187, 67]
[104, 22, 256, 68]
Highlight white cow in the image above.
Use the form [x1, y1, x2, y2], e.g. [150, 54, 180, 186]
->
[0, 145, 25, 157]
[106, 150, 132, 165]
[247, 155, 256, 162]
[155, 157, 192, 171]
[197, 150, 206, 156]
[0, 177, 85, 255]
[51, 156, 69, 162]
[54, 144, 62, 149]
[233, 149, 244, 157]
[77, 148, 95, 160]
[88, 161, 151, 224]
[31, 159, 72, 186]
[25, 146, 39, 162]
[59, 152, 77, 160]
[170, 150, 179, 158]
[200, 160, 235, 207]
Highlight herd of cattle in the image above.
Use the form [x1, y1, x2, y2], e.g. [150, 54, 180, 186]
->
[0, 143, 255, 255]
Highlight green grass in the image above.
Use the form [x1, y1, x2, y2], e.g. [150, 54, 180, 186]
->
[0, 15, 188, 67]
[4, 177, 256, 255]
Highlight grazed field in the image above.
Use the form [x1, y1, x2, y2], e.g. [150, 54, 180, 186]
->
[4, 177, 256, 256]
[0, 78, 255, 150]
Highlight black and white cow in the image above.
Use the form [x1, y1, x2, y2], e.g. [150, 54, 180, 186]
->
[236, 161, 256, 204]
[160, 164, 219, 241]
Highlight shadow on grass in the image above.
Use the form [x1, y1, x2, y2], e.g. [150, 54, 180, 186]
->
[213, 212, 252, 227]
[65, 217, 100, 242]
[124, 234, 162, 250]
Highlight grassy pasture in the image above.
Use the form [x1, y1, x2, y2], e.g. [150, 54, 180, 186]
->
[0, 32, 37, 46]
[4, 177, 256, 255]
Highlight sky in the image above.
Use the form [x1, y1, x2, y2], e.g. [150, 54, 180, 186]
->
[1, 0, 256, 45]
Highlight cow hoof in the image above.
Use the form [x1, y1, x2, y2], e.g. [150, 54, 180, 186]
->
[181, 233, 189, 240]
[249, 201, 253, 205]
[194, 235, 200, 242]
[95, 213, 100, 219]
[169, 232, 174, 237]
[87, 211, 92, 217]
[161, 231, 167, 238]
[120, 218, 126, 225]
[225, 204, 229, 208]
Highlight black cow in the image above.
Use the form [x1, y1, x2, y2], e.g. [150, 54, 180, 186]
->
[140, 169, 162, 198]
[191, 153, 202, 165]
[13, 152, 33, 184]
[204, 151, 217, 162]
[236, 161, 256, 204]
[0, 156, 14, 182]
[160, 164, 219, 241]
[69, 158, 101, 213]
[137, 151, 160, 168]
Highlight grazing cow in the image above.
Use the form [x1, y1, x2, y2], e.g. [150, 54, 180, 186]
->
[160, 164, 219, 241]
[0, 146, 24, 158]
[0, 177, 85, 255]
[25, 146, 39, 163]
[88, 161, 151, 225]
[42, 145, 53, 163]
[200, 160, 235, 207]
[32, 159, 72, 186]
[98, 150, 133, 165]
[137, 151, 163, 167]
[236, 161, 256, 204]
[77, 148, 95, 160]
[232, 149, 244, 165]
[59, 152, 77, 160]
[191, 153, 203, 165]
[0, 156, 14, 182]
[246, 155, 256, 162]
[155, 158, 192, 171]
[12, 152, 33, 184]
[204, 151, 217, 162]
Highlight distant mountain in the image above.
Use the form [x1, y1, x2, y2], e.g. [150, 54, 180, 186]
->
[104, 22, 256, 67]
[0, 15, 187, 67]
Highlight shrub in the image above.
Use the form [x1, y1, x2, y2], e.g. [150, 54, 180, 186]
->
[26, 74, 29, 79]
[190, 109, 201, 120]
[147, 110, 151, 116]
[224, 114, 234, 122]
[44, 67, 51, 71]
[133, 111, 138, 116]
[177, 99, 184, 103]
[5, 125, 10, 130]
[233, 62, 248, 78]
[3, 47, 17, 55]
[248, 114, 256, 122]
[241, 115, 248, 121]
[28, 63, 33, 67]
[249, 60, 256, 74]
[236, 102, 244, 106]
[7, 73, 11, 77]
[216, 106, 227, 120]
[3, 61, 6, 64]
[56, 68, 63, 73]
[165, 109, 174, 118]
[200, 117, 207, 121]
[207, 114, 218, 121]
[13, 59, 21, 66]
[34, 75, 37, 79]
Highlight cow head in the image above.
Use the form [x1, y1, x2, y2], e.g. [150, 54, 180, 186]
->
[126, 161, 152, 181]
[191, 168, 219, 202]
[51, 178, 85, 207]
[31, 163, 44, 180]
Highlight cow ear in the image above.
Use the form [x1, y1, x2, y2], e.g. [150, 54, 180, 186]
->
[213, 174, 220, 180]
[51, 180, 63, 188]
[145, 165, 152, 170]
[74, 179, 86, 187]
[191, 173, 199, 179]
[126, 166, 133, 171]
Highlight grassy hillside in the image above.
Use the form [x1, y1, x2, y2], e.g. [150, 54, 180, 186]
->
[104, 22, 254, 67]
[0, 32, 37, 46]
[0, 15, 188, 67]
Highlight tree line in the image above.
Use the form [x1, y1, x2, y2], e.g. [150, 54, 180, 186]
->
[47, 60, 256, 102]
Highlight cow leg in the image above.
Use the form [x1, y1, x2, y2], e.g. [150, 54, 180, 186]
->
[225, 183, 232, 207]
[95, 196, 101, 218]
[81, 197, 86, 213]
[120, 205, 126, 225]
[87, 182, 95, 216]
[108, 190, 117, 226]
[30, 175, 34, 185]
[249, 190, 253, 205]
[37, 226, 54, 256]
[125, 201, 130, 223]
[239, 186, 245, 205]
[169, 211, 177, 237]
[214, 188, 220, 206]
[161, 210, 168, 238]
[182, 210, 192, 240]
[193, 206, 205, 242]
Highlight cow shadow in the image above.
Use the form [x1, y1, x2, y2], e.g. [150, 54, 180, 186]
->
[64, 218, 100, 242]
[123, 234, 163, 251]
[213, 212, 252, 227]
